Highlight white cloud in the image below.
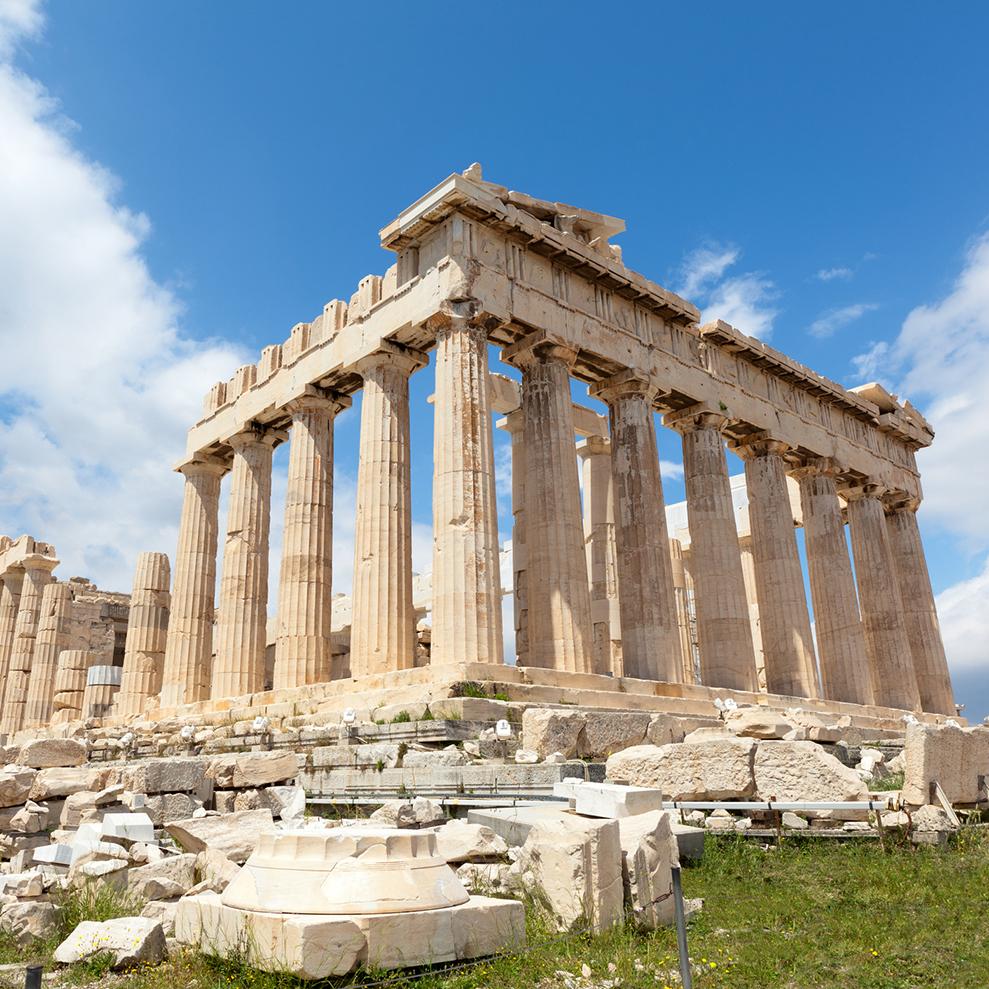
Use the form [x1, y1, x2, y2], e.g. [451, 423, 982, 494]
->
[660, 459, 684, 481]
[936, 559, 989, 674]
[850, 340, 889, 380]
[676, 242, 779, 340]
[808, 302, 878, 339]
[815, 266, 853, 282]
[0, 8, 248, 592]
[676, 245, 740, 298]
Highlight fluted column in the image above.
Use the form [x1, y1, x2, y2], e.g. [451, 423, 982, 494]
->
[431, 315, 503, 665]
[732, 434, 818, 698]
[0, 557, 57, 734]
[274, 391, 349, 689]
[842, 484, 920, 710]
[350, 347, 425, 677]
[0, 572, 24, 708]
[884, 498, 954, 714]
[212, 427, 279, 699]
[791, 459, 872, 705]
[160, 460, 226, 708]
[504, 340, 592, 672]
[52, 650, 98, 723]
[592, 372, 681, 682]
[498, 411, 529, 666]
[117, 552, 171, 718]
[668, 408, 757, 691]
[669, 539, 697, 683]
[737, 536, 766, 691]
[24, 581, 74, 728]
[577, 435, 621, 676]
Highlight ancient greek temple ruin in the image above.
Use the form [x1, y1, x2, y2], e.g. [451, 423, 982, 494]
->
[0, 166, 958, 738]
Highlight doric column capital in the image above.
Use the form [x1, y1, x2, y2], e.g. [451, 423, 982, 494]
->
[228, 424, 286, 453]
[576, 434, 611, 460]
[839, 480, 889, 503]
[21, 554, 59, 576]
[354, 342, 428, 380]
[283, 386, 351, 419]
[425, 298, 491, 337]
[178, 456, 228, 481]
[663, 402, 730, 435]
[729, 430, 792, 460]
[501, 330, 578, 371]
[882, 491, 921, 514]
[788, 455, 846, 482]
[589, 369, 658, 405]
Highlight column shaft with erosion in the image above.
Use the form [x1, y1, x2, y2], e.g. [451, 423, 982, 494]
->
[732, 434, 819, 698]
[117, 552, 171, 718]
[668, 538, 698, 683]
[274, 391, 350, 689]
[577, 435, 621, 676]
[503, 338, 592, 673]
[498, 411, 528, 666]
[667, 407, 757, 691]
[842, 484, 920, 710]
[160, 460, 226, 708]
[0, 556, 57, 734]
[884, 497, 955, 714]
[0, 572, 24, 707]
[592, 372, 681, 682]
[350, 347, 425, 677]
[212, 427, 280, 699]
[24, 580, 73, 727]
[791, 459, 872, 705]
[430, 312, 503, 665]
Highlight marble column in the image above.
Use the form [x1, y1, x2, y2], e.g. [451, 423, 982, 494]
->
[431, 316, 503, 666]
[737, 536, 766, 691]
[274, 392, 349, 689]
[843, 484, 921, 710]
[505, 341, 592, 673]
[52, 649, 97, 724]
[669, 538, 698, 683]
[592, 372, 681, 682]
[884, 499, 954, 714]
[23, 581, 74, 728]
[0, 557, 57, 734]
[792, 459, 872, 705]
[160, 460, 226, 708]
[498, 411, 529, 667]
[350, 348, 425, 678]
[0, 572, 24, 708]
[212, 427, 279, 699]
[668, 408, 757, 691]
[732, 435, 819, 698]
[117, 552, 171, 718]
[577, 435, 621, 676]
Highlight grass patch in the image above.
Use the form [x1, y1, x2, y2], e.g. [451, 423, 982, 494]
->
[872, 770, 905, 791]
[15, 831, 989, 989]
[391, 711, 413, 724]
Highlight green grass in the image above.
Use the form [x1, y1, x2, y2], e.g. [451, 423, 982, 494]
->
[872, 770, 906, 791]
[6, 831, 989, 989]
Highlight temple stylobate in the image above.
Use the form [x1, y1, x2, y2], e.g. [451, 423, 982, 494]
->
[155, 164, 955, 720]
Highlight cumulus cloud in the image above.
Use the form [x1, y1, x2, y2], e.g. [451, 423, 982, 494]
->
[676, 243, 778, 339]
[808, 302, 879, 339]
[815, 266, 853, 282]
[0, 3, 248, 591]
[937, 559, 989, 674]
[850, 340, 890, 381]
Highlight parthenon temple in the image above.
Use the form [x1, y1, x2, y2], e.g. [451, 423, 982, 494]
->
[0, 165, 957, 738]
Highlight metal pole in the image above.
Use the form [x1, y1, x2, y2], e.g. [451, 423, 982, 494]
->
[671, 866, 693, 989]
[24, 965, 42, 989]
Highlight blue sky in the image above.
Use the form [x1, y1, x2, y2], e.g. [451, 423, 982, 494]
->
[1, 1, 987, 717]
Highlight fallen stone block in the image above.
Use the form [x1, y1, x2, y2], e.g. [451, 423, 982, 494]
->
[577, 712, 651, 759]
[430, 820, 508, 863]
[166, 809, 276, 863]
[122, 757, 209, 795]
[617, 811, 679, 929]
[140, 899, 178, 936]
[195, 848, 241, 892]
[263, 784, 306, 822]
[902, 723, 989, 806]
[403, 746, 470, 768]
[19, 738, 87, 770]
[370, 797, 445, 828]
[555, 780, 665, 820]
[127, 853, 197, 900]
[522, 709, 584, 759]
[517, 812, 623, 933]
[207, 751, 299, 789]
[753, 741, 869, 816]
[606, 739, 757, 800]
[0, 766, 37, 808]
[724, 707, 794, 739]
[9, 800, 49, 834]
[102, 812, 155, 843]
[0, 899, 59, 945]
[54, 917, 166, 968]
[143, 792, 201, 826]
